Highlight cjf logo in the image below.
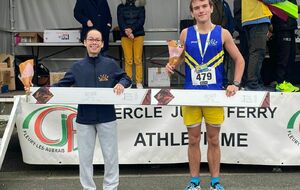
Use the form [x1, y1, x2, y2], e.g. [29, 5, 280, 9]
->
[287, 110, 300, 147]
[22, 105, 78, 153]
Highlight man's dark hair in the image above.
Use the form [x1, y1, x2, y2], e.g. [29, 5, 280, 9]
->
[84, 29, 102, 40]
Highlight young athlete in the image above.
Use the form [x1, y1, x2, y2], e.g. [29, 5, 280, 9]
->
[166, 0, 244, 189]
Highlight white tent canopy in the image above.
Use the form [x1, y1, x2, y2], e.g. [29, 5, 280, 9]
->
[2, 0, 200, 53]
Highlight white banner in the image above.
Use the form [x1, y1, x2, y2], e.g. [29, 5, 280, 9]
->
[16, 92, 300, 165]
[28, 87, 270, 107]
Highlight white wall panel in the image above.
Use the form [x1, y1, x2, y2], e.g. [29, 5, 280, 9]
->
[0, 31, 11, 53]
[0, 0, 10, 30]
[14, 0, 79, 31]
[13, 0, 179, 40]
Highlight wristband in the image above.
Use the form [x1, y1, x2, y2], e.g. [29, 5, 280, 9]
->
[232, 81, 241, 88]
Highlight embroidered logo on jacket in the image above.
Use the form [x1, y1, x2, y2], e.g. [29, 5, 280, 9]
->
[98, 74, 109, 81]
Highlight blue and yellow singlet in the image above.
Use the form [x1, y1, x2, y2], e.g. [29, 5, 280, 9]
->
[184, 25, 224, 90]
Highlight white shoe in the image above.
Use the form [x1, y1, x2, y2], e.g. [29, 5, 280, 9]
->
[136, 83, 143, 89]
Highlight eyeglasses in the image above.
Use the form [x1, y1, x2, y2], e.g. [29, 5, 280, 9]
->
[86, 38, 102, 43]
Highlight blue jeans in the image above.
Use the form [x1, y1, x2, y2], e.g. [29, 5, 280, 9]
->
[243, 23, 269, 89]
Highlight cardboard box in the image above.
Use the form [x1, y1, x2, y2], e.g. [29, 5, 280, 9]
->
[0, 68, 16, 91]
[44, 30, 80, 43]
[18, 32, 43, 43]
[50, 72, 65, 85]
[148, 67, 170, 87]
[9, 78, 16, 91]
[0, 53, 14, 68]
[0, 63, 8, 68]
[0, 69, 11, 86]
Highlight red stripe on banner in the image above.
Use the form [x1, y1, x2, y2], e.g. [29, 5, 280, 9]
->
[142, 89, 151, 105]
[261, 92, 270, 108]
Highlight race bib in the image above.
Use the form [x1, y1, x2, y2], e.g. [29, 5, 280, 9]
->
[191, 67, 217, 85]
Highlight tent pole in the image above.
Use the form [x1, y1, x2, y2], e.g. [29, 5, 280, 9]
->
[177, 0, 180, 39]
[9, 0, 15, 55]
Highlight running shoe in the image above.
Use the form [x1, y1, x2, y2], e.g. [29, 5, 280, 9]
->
[210, 182, 225, 190]
[184, 181, 201, 190]
[275, 81, 299, 92]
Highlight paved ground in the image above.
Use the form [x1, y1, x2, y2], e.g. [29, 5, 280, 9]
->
[1, 129, 300, 190]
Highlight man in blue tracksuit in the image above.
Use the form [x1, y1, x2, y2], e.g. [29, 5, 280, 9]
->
[54, 29, 131, 190]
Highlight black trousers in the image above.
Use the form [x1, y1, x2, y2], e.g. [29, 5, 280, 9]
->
[269, 30, 296, 83]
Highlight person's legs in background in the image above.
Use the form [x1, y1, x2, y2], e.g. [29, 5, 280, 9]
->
[238, 28, 249, 88]
[274, 30, 299, 92]
[133, 36, 144, 89]
[101, 29, 110, 55]
[121, 37, 134, 81]
[286, 30, 297, 85]
[244, 23, 268, 90]
[275, 31, 291, 83]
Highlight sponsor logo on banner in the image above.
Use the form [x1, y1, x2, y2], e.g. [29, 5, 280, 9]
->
[22, 105, 78, 153]
[287, 110, 300, 147]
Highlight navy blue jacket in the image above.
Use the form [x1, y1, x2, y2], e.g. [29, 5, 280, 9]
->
[117, 2, 145, 37]
[53, 55, 132, 124]
[74, 0, 112, 52]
